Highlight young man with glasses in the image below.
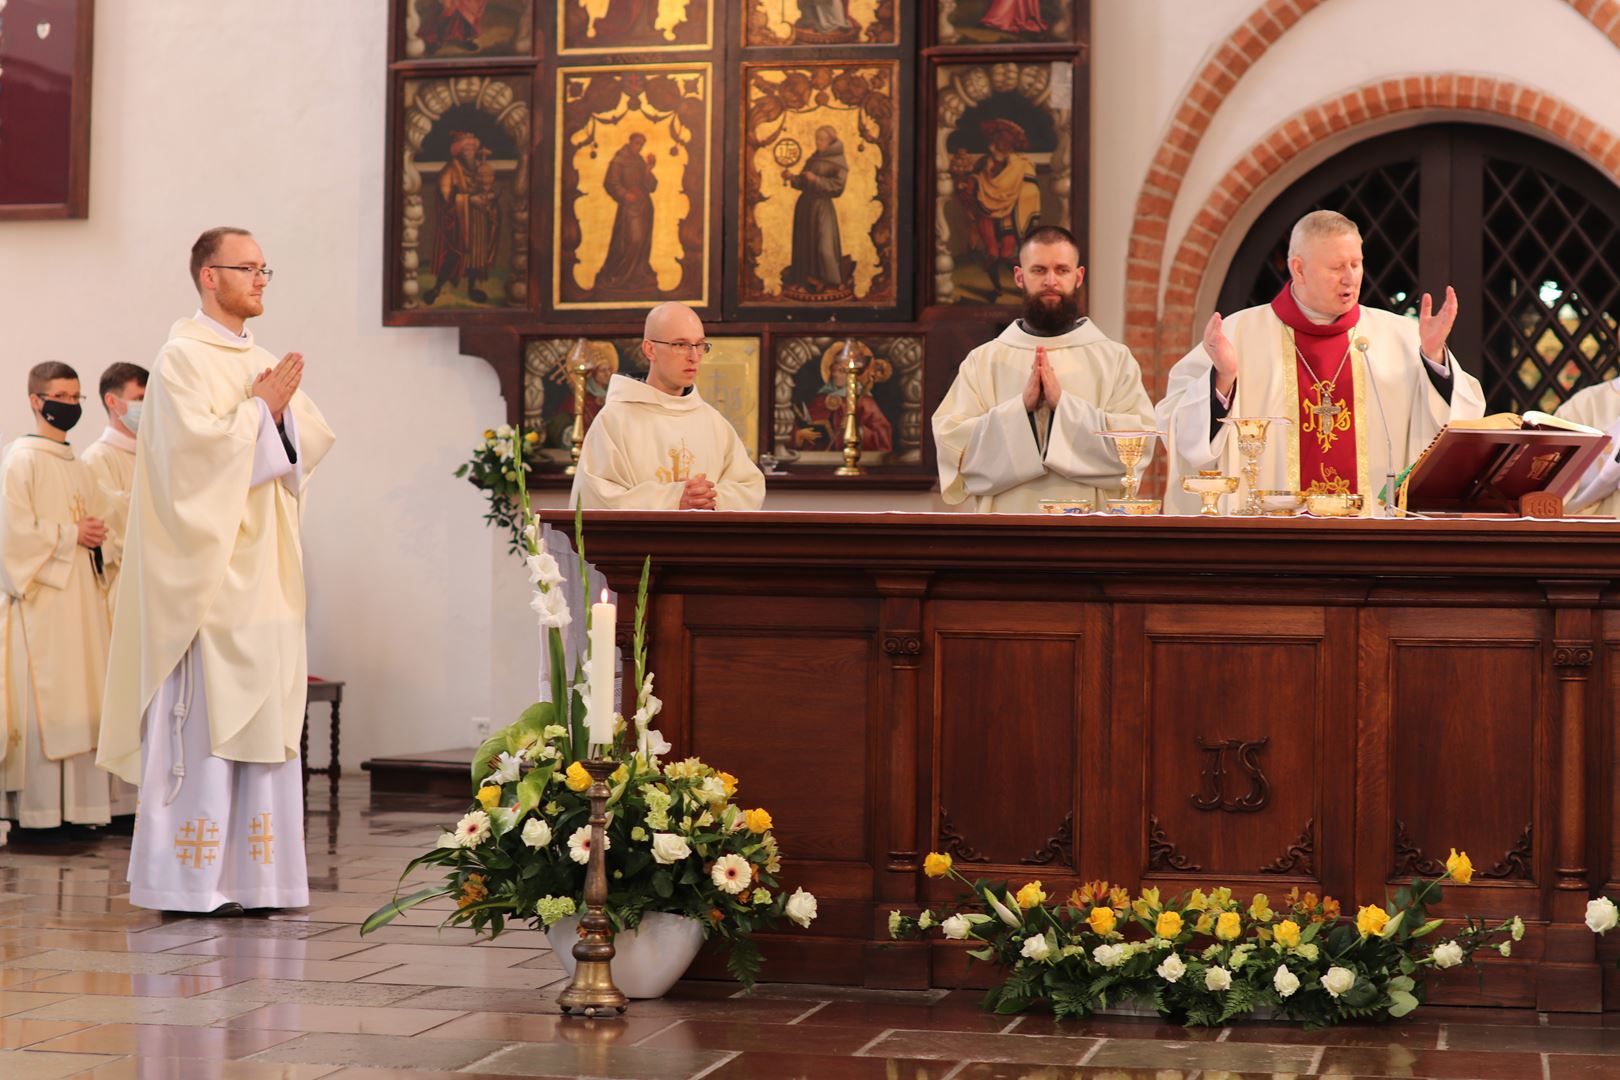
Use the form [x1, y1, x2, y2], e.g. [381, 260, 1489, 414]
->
[570, 302, 764, 510]
[0, 362, 123, 847]
[99, 227, 336, 915]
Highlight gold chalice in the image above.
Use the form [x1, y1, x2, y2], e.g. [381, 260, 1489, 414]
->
[1181, 470, 1239, 516]
[1218, 416, 1293, 517]
[1100, 429, 1164, 514]
[1255, 489, 1306, 516]
[1305, 492, 1365, 517]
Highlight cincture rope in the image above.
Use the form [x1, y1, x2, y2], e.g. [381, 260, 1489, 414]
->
[163, 649, 195, 806]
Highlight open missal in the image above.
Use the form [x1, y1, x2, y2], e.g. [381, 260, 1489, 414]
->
[1396, 412, 1612, 516]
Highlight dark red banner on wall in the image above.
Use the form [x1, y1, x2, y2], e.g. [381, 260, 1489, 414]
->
[0, 0, 90, 216]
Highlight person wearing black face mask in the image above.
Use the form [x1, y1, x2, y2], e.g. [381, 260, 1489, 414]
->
[0, 362, 123, 846]
[932, 225, 1157, 513]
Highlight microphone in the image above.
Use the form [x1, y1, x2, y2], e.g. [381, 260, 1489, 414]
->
[1356, 337, 1400, 517]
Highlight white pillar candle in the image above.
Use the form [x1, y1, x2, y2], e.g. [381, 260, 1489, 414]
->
[588, 589, 616, 748]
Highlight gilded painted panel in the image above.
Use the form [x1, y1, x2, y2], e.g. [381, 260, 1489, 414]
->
[771, 335, 922, 465]
[400, 0, 533, 58]
[936, 0, 1074, 44]
[555, 66, 712, 310]
[933, 61, 1073, 305]
[398, 76, 532, 312]
[742, 0, 897, 47]
[741, 62, 899, 310]
[559, 0, 712, 53]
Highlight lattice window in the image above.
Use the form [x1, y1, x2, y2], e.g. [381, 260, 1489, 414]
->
[1480, 162, 1620, 414]
[1232, 160, 1422, 318]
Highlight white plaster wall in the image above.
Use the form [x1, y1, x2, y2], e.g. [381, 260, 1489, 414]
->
[0, 1, 500, 767]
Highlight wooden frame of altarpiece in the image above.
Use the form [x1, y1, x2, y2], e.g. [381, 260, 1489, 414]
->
[383, 0, 1093, 490]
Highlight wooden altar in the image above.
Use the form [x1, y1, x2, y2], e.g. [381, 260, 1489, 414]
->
[545, 510, 1620, 1010]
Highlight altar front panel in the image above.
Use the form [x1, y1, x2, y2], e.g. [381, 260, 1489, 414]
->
[556, 511, 1620, 1008]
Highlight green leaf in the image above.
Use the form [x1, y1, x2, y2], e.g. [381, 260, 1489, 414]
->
[1387, 988, 1419, 1017]
[469, 732, 508, 788]
[1412, 917, 1445, 939]
[515, 766, 553, 816]
[361, 886, 451, 935]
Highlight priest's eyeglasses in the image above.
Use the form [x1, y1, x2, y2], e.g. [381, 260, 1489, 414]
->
[648, 339, 712, 354]
[209, 265, 275, 281]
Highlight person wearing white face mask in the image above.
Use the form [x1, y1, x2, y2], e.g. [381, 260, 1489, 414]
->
[82, 363, 147, 603]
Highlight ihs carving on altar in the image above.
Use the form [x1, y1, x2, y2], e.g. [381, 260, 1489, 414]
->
[1301, 379, 1351, 452]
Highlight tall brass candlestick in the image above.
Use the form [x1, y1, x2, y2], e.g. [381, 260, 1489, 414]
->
[834, 340, 865, 477]
[557, 758, 628, 1017]
[564, 342, 593, 477]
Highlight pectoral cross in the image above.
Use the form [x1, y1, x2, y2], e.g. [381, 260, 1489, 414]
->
[1311, 391, 1342, 426]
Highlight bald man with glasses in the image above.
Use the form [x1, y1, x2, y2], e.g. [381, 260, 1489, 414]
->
[570, 302, 764, 510]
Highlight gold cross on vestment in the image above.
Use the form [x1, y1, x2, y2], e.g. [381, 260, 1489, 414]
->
[1301, 380, 1352, 452]
[174, 817, 221, 869]
[248, 812, 275, 865]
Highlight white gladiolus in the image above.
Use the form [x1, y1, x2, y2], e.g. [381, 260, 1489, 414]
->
[1430, 941, 1464, 969]
[1321, 965, 1356, 997]
[530, 585, 572, 629]
[525, 550, 563, 590]
[1204, 966, 1232, 992]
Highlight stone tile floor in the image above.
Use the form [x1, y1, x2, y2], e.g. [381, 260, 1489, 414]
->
[0, 781, 1615, 1078]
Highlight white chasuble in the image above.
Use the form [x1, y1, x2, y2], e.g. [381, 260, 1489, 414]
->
[0, 438, 118, 827]
[82, 428, 136, 600]
[101, 316, 333, 911]
[1556, 380, 1620, 517]
[933, 319, 1156, 513]
[570, 374, 765, 510]
[1156, 304, 1485, 515]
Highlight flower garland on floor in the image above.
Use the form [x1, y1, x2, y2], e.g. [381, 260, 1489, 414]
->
[367, 429, 817, 987]
[892, 850, 1522, 1026]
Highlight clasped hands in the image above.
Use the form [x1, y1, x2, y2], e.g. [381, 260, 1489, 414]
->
[679, 474, 717, 511]
[1021, 345, 1063, 412]
[252, 351, 304, 423]
[77, 518, 107, 549]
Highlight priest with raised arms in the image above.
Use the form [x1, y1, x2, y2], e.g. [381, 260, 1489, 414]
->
[1157, 210, 1485, 514]
[99, 227, 335, 914]
[1555, 378, 1620, 516]
[933, 225, 1156, 513]
[570, 302, 764, 511]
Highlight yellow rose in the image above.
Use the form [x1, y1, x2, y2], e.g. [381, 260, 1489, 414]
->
[1088, 905, 1117, 935]
[1275, 919, 1302, 949]
[1446, 848, 1474, 885]
[1015, 881, 1048, 910]
[718, 771, 739, 797]
[1155, 910, 1183, 939]
[744, 808, 773, 834]
[1356, 904, 1390, 937]
[1248, 893, 1273, 923]
[1194, 912, 1214, 935]
[476, 785, 502, 810]
[565, 762, 591, 792]
[1215, 911, 1242, 941]
[483, 429, 495, 440]
[524, 430, 539, 444]
[923, 852, 953, 879]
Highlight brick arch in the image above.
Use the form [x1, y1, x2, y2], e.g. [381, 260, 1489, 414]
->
[1121, 0, 1620, 382]
[1156, 77, 1620, 363]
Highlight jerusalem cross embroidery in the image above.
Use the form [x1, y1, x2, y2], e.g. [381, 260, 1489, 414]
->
[174, 818, 221, 869]
[655, 440, 695, 483]
[248, 812, 275, 865]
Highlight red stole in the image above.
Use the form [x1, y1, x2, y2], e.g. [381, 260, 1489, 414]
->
[1270, 286, 1358, 495]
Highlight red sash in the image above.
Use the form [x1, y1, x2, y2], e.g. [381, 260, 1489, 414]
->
[1270, 286, 1359, 495]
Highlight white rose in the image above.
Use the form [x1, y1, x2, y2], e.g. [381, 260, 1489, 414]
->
[1155, 953, 1186, 983]
[1204, 965, 1232, 992]
[1430, 940, 1464, 969]
[1321, 965, 1356, 998]
[650, 832, 691, 865]
[1585, 897, 1618, 934]
[1092, 943, 1126, 968]
[785, 888, 818, 928]
[1020, 935, 1051, 962]
[941, 915, 971, 940]
[1273, 964, 1301, 998]
[520, 818, 552, 849]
